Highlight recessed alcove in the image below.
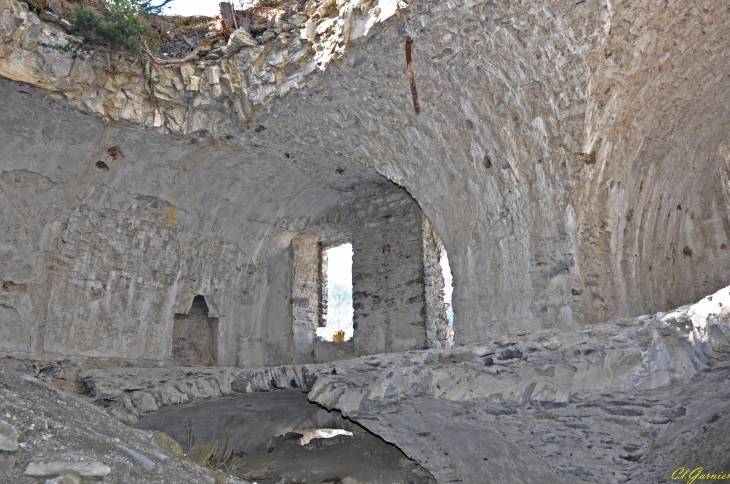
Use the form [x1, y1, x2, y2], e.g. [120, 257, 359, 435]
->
[170, 295, 218, 366]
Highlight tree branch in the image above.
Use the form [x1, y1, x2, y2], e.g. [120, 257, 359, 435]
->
[140, 40, 200, 66]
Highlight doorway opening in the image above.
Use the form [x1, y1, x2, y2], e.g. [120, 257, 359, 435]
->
[317, 243, 354, 342]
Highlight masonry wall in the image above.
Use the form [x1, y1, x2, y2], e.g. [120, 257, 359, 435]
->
[2, 167, 440, 369]
[252, 249, 295, 368]
[37, 189, 253, 367]
[0, 180, 300, 369]
[0, 171, 445, 368]
[290, 220, 355, 364]
[4, 0, 730, 352]
[290, 235, 321, 365]
[350, 186, 428, 355]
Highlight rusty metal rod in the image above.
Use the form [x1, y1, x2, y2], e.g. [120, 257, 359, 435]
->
[405, 37, 420, 115]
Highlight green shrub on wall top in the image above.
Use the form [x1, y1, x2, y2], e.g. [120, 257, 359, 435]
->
[70, 0, 172, 55]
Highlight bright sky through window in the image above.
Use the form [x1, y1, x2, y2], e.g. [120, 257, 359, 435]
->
[440, 249, 454, 326]
[316, 244, 354, 341]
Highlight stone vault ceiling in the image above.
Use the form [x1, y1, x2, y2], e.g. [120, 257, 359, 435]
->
[1, 0, 730, 342]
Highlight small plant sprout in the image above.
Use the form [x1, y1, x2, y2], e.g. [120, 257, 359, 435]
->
[185, 411, 194, 452]
[207, 428, 235, 470]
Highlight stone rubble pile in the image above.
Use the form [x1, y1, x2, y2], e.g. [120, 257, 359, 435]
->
[307, 285, 730, 482]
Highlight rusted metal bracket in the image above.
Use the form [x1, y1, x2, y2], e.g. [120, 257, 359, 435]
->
[405, 37, 420, 115]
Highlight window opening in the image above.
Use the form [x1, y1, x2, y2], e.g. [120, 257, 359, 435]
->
[440, 248, 454, 327]
[317, 243, 354, 342]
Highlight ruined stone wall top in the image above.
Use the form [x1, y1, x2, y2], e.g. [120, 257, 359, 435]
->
[0, 0, 410, 136]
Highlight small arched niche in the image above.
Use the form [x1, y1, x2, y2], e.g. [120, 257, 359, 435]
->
[170, 295, 218, 366]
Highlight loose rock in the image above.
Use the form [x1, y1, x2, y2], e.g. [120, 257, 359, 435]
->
[24, 461, 111, 477]
[187, 440, 215, 466]
[0, 420, 19, 452]
[152, 431, 185, 459]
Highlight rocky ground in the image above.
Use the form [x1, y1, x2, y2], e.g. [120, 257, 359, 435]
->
[306, 286, 730, 483]
[3, 286, 730, 483]
[0, 365, 247, 484]
[0, 364, 435, 483]
[235, 430, 434, 484]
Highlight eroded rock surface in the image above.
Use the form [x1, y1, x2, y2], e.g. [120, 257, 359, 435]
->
[0, 0, 405, 133]
[75, 365, 311, 423]
[0, 419, 19, 452]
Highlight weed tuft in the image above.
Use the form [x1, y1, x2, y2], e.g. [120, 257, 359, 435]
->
[184, 413, 235, 471]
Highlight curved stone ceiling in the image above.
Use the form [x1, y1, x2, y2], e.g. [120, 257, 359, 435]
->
[1, 0, 729, 346]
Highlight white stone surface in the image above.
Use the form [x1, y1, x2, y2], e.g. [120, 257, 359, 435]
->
[24, 461, 111, 477]
[295, 428, 353, 445]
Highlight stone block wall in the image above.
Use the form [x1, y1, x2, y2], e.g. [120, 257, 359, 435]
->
[235, 249, 296, 369]
[3, 0, 730, 352]
[290, 234, 322, 364]
[1, 163, 442, 370]
[0, 164, 448, 369]
[37, 188, 269, 367]
[312, 338, 354, 363]
[0, 177, 300, 369]
[350, 186, 428, 355]
[290, 222, 354, 364]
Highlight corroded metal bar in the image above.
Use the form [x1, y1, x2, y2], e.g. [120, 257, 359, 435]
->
[405, 37, 420, 115]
